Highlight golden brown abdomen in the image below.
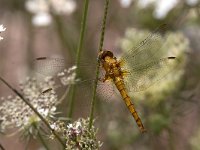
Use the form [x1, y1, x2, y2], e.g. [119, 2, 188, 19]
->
[114, 78, 146, 133]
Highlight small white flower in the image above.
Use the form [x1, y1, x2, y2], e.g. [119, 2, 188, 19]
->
[57, 72, 65, 77]
[50, 121, 61, 131]
[25, 0, 77, 26]
[50, 123, 56, 129]
[25, 0, 49, 14]
[0, 24, 6, 41]
[57, 66, 78, 86]
[32, 12, 52, 26]
[51, 106, 56, 112]
[153, 0, 179, 19]
[0, 24, 6, 32]
[75, 121, 81, 129]
[74, 121, 82, 134]
[137, 0, 156, 8]
[67, 123, 73, 129]
[119, 0, 133, 8]
[137, 0, 196, 19]
[50, 0, 77, 14]
[185, 0, 199, 6]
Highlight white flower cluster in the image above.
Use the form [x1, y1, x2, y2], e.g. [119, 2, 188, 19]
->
[50, 118, 102, 150]
[119, 0, 133, 8]
[142, 0, 199, 19]
[0, 24, 6, 41]
[0, 77, 58, 132]
[66, 121, 82, 137]
[119, 0, 200, 19]
[25, 0, 77, 26]
[57, 65, 79, 86]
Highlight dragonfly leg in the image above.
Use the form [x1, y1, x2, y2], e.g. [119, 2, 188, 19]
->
[98, 74, 111, 82]
[98, 77, 107, 82]
[98, 77, 104, 82]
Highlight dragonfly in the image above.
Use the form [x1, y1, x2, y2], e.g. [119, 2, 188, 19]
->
[34, 24, 178, 133]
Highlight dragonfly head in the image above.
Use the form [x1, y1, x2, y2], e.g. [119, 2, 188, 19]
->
[98, 50, 114, 62]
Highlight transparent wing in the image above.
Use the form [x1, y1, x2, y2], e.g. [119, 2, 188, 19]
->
[33, 57, 117, 103]
[33, 57, 66, 76]
[120, 24, 168, 68]
[123, 57, 179, 92]
[33, 57, 96, 77]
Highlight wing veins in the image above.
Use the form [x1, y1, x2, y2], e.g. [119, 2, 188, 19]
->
[124, 57, 178, 92]
[121, 24, 168, 67]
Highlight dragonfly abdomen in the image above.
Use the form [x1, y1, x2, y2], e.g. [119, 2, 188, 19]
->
[114, 79, 146, 133]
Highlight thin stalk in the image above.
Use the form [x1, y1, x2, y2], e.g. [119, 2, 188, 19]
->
[57, 86, 70, 105]
[33, 124, 50, 150]
[53, 14, 75, 59]
[89, 0, 110, 129]
[25, 136, 31, 150]
[168, 127, 175, 150]
[26, 13, 34, 71]
[0, 77, 65, 147]
[67, 0, 90, 118]
[0, 143, 5, 150]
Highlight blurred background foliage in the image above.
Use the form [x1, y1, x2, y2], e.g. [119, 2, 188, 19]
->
[0, 0, 200, 150]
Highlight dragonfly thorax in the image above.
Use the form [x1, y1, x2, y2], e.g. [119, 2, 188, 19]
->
[99, 50, 124, 81]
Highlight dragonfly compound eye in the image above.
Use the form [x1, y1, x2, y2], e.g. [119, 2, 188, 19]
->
[98, 50, 114, 61]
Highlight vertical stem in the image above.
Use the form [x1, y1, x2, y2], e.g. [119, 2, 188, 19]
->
[25, 136, 31, 150]
[53, 14, 75, 59]
[89, 0, 110, 129]
[0, 77, 65, 147]
[26, 13, 35, 71]
[37, 131, 49, 150]
[33, 124, 50, 150]
[67, 0, 90, 118]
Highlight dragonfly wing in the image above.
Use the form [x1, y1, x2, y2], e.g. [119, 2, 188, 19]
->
[123, 57, 179, 92]
[96, 80, 117, 102]
[33, 57, 66, 76]
[33, 57, 97, 76]
[34, 58, 115, 96]
[77, 72, 117, 102]
[120, 24, 168, 68]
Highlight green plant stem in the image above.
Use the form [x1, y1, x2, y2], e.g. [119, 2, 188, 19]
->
[53, 14, 75, 59]
[25, 13, 35, 72]
[67, 0, 90, 118]
[89, 0, 110, 129]
[33, 123, 50, 150]
[0, 77, 65, 148]
[57, 86, 70, 105]
[25, 136, 31, 150]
